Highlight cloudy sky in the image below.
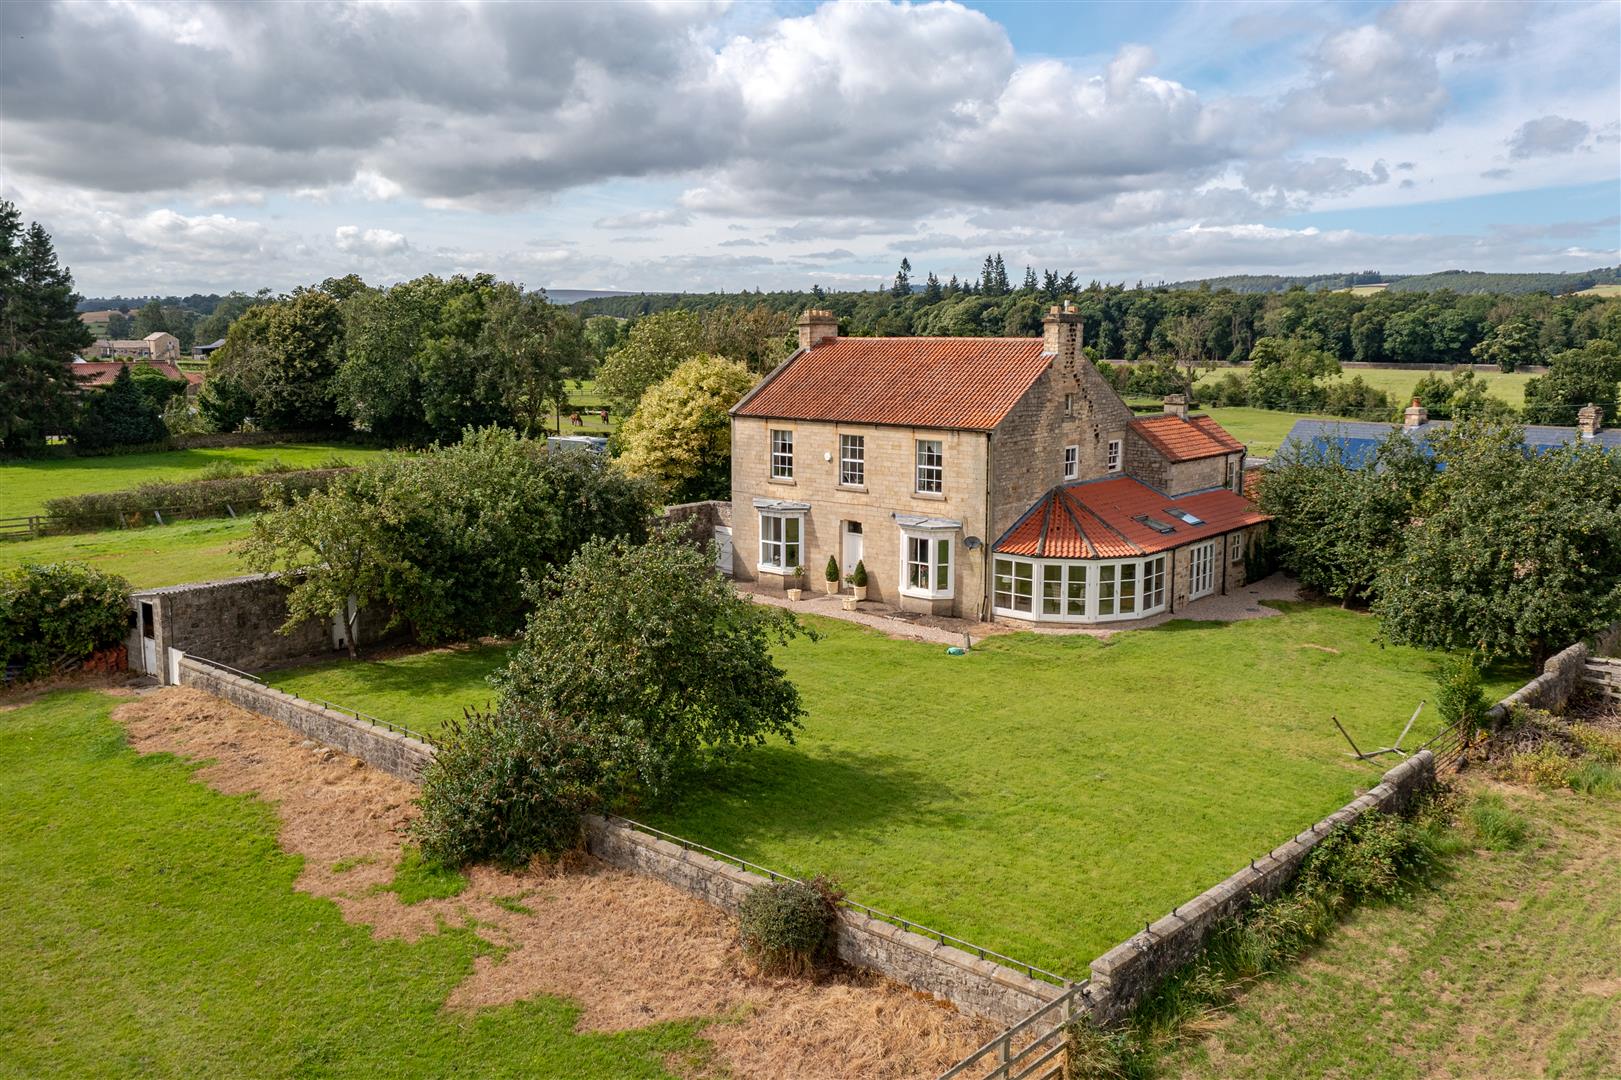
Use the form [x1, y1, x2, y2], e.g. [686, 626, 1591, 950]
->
[2, 0, 1617, 297]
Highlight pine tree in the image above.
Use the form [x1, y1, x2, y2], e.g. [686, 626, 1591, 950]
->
[1059, 271, 1078, 295]
[1022, 266, 1038, 294]
[992, 254, 1010, 296]
[1042, 270, 1061, 301]
[0, 203, 93, 451]
[891, 257, 912, 298]
[73, 364, 166, 449]
[980, 255, 997, 294]
[946, 274, 961, 295]
[922, 272, 943, 303]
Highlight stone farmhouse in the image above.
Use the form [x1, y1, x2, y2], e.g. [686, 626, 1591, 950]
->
[86, 331, 181, 363]
[729, 306, 1270, 626]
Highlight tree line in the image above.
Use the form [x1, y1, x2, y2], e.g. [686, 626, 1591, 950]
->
[574, 259, 1621, 373]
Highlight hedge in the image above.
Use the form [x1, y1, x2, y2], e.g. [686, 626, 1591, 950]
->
[42, 467, 349, 530]
[1, 562, 131, 682]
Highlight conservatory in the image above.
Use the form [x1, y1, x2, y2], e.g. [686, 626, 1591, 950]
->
[990, 476, 1267, 625]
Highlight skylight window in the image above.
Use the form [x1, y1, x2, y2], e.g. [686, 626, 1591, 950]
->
[1133, 514, 1177, 535]
[1165, 508, 1205, 526]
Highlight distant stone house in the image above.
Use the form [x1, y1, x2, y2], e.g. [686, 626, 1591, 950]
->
[729, 306, 1270, 626]
[88, 331, 180, 363]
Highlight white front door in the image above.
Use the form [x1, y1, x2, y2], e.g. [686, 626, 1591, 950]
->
[842, 521, 864, 585]
[713, 525, 733, 576]
[1189, 541, 1216, 599]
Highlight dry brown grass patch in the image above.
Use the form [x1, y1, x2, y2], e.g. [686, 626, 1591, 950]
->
[113, 687, 997, 1078]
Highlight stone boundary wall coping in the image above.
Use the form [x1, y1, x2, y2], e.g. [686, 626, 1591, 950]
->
[177, 656, 435, 783]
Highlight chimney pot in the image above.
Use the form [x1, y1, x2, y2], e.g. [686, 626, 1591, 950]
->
[1403, 398, 1429, 430]
[797, 308, 839, 350]
[1577, 403, 1604, 438]
[1163, 394, 1188, 419]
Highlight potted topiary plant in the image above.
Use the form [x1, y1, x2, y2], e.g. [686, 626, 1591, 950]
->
[845, 560, 868, 601]
[786, 565, 805, 602]
[823, 556, 840, 595]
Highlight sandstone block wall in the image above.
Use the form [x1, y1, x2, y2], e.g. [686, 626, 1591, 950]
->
[582, 814, 1062, 1026]
[178, 657, 435, 781]
[1085, 750, 1436, 1023]
[132, 574, 399, 680]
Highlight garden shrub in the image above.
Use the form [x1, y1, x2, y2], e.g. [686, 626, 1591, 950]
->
[1505, 745, 1577, 789]
[736, 875, 844, 977]
[412, 706, 602, 869]
[0, 562, 131, 681]
[1434, 652, 1489, 733]
[1572, 725, 1621, 763]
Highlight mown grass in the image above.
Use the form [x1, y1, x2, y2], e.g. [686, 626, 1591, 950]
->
[268, 603, 1525, 973]
[0, 690, 710, 1078]
[0, 517, 254, 588]
[1323, 366, 1533, 409]
[1197, 406, 1340, 456]
[1167, 784, 1621, 1079]
[0, 442, 392, 518]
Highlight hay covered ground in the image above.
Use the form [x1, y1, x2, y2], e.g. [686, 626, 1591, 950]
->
[0, 687, 993, 1079]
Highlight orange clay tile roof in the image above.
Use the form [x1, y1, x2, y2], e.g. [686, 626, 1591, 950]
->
[69, 360, 190, 387]
[733, 336, 1051, 430]
[995, 476, 1269, 559]
[1129, 413, 1245, 462]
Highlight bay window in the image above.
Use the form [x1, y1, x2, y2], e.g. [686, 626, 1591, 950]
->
[900, 530, 953, 598]
[758, 512, 802, 572]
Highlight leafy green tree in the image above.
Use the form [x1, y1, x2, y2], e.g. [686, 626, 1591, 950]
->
[1246, 336, 1340, 410]
[477, 284, 586, 436]
[0, 562, 131, 680]
[1522, 340, 1621, 424]
[0, 202, 92, 450]
[1472, 317, 1541, 372]
[492, 528, 811, 799]
[617, 355, 756, 501]
[582, 315, 622, 361]
[245, 428, 655, 645]
[73, 365, 166, 449]
[1260, 430, 1435, 603]
[210, 290, 346, 430]
[595, 309, 703, 416]
[130, 299, 168, 338]
[1373, 419, 1621, 663]
[699, 303, 794, 374]
[105, 312, 132, 339]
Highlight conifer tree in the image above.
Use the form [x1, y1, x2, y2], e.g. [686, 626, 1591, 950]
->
[1, 203, 92, 451]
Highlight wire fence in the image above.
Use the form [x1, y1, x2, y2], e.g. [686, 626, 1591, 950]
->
[0, 502, 256, 541]
[606, 815, 1075, 989]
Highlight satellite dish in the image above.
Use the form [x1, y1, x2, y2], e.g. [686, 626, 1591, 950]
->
[963, 536, 982, 550]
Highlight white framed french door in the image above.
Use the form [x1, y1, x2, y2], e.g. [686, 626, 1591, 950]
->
[1189, 540, 1216, 599]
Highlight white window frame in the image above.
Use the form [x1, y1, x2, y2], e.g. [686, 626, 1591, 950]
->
[992, 555, 1170, 623]
[1106, 439, 1122, 472]
[899, 528, 954, 599]
[757, 511, 804, 573]
[1189, 540, 1216, 600]
[1063, 445, 1079, 481]
[839, 433, 865, 487]
[914, 439, 944, 494]
[1064, 393, 1075, 417]
[1230, 532, 1245, 563]
[769, 429, 794, 480]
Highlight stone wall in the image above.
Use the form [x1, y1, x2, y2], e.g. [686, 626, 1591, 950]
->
[1486, 619, 1621, 721]
[660, 499, 733, 552]
[130, 574, 400, 682]
[177, 656, 435, 781]
[1085, 750, 1436, 1023]
[582, 815, 1063, 1026]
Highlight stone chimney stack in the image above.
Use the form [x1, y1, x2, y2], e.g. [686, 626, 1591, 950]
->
[1403, 398, 1429, 430]
[1042, 301, 1082, 374]
[797, 309, 839, 350]
[1576, 403, 1604, 438]
[1162, 394, 1189, 419]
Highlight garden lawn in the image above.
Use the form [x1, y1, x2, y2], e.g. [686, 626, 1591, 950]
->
[0, 690, 709, 1078]
[266, 602, 1526, 976]
[1196, 406, 1339, 456]
[270, 642, 516, 736]
[0, 518, 254, 588]
[0, 442, 392, 518]
[1166, 784, 1621, 1079]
